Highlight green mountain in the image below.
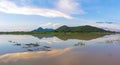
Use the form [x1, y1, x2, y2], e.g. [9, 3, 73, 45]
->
[55, 25, 108, 32]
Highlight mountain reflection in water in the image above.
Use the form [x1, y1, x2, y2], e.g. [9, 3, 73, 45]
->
[0, 34, 120, 65]
[33, 33, 106, 40]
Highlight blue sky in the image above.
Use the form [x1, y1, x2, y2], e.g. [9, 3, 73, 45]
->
[0, 0, 120, 31]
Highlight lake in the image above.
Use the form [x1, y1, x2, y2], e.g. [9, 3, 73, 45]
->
[0, 34, 120, 65]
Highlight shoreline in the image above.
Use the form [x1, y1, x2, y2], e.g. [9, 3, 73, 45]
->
[0, 32, 118, 35]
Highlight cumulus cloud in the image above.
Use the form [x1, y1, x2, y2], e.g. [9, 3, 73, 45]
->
[92, 23, 120, 32]
[0, 0, 72, 19]
[0, 25, 35, 32]
[40, 22, 61, 29]
[56, 0, 85, 14]
[0, 23, 61, 32]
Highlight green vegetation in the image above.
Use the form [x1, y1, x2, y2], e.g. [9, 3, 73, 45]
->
[74, 42, 86, 46]
[55, 25, 109, 32]
[105, 39, 120, 43]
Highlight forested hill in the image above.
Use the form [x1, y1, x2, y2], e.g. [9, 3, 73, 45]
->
[55, 25, 108, 32]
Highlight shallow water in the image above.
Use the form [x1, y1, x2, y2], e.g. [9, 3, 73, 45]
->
[0, 34, 120, 65]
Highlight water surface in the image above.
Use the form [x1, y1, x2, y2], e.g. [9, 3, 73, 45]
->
[0, 34, 120, 65]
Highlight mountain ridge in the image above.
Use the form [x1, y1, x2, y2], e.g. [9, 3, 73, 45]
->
[55, 25, 109, 32]
[32, 25, 111, 32]
[32, 27, 54, 32]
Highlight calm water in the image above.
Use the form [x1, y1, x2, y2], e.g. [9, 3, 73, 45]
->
[0, 34, 120, 65]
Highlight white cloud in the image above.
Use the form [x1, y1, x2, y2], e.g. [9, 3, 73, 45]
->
[56, 0, 85, 14]
[0, 0, 72, 19]
[40, 22, 61, 29]
[0, 25, 35, 32]
[0, 23, 61, 32]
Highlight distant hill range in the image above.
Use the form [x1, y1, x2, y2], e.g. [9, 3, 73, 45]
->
[32, 27, 54, 32]
[32, 25, 110, 32]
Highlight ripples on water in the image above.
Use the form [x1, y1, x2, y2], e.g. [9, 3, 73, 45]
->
[0, 34, 120, 65]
